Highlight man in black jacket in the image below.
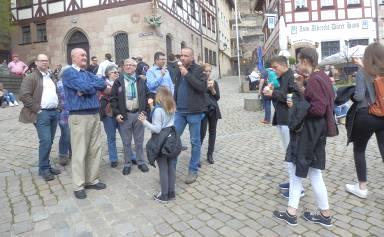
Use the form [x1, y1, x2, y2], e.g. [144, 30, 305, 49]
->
[174, 47, 207, 184]
[263, 56, 300, 198]
[110, 58, 150, 175]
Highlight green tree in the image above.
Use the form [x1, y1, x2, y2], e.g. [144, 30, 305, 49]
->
[0, 0, 11, 32]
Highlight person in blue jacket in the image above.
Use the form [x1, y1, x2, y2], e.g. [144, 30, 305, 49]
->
[62, 48, 107, 199]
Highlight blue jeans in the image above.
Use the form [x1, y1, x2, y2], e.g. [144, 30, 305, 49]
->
[335, 103, 349, 118]
[263, 97, 272, 122]
[174, 112, 203, 174]
[103, 116, 118, 162]
[58, 122, 71, 158]
[4, 92, 16, 104]
[35, 110, 58, 173]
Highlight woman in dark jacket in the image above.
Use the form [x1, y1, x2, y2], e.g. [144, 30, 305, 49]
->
[345, 43, 384, 199]
[273, 48, 335, 227]
[200, 63, 221, 164]
[99, 65, 120, 168]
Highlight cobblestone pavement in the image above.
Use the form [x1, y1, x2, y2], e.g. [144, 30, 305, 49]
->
[0, 76, 384, 237]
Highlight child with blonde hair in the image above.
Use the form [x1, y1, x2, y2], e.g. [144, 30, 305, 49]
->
[138, 86, 181, 203]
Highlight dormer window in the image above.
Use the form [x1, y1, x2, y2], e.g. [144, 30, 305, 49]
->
[347, 0, 361, 7]
[321, 0, 334, 9]
[295, 0, 308, 11]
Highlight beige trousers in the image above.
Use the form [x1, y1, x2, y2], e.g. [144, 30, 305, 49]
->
[69, 113, 102, 191]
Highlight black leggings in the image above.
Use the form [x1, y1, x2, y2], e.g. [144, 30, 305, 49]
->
[352, 108, 384, 182]
[200, 112, 218, 156]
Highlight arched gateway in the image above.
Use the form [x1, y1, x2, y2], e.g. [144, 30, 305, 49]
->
[66, 31, 90, 65]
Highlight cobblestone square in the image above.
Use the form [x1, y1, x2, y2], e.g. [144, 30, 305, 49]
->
[0, 77, 383, 236]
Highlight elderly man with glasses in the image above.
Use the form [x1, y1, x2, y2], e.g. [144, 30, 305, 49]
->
[110, 58, 151, 175]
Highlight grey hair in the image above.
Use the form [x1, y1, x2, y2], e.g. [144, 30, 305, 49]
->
[105, 64, 119, 77]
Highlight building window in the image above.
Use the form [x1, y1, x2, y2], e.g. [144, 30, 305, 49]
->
[295, 0, 307, 10]
[202, 10, 206, 26]
[347, 0, 361, 7]
[204, 48, 209, 63]
[114, 33, 129, 66]
[321, 41, 340, 58]
[181, 41, 186, 49]
[176, 0, 182, 8]
[321, 0, 333, 8]
[166, 34, 172, 56]
[21, 25, 31, 44]
[190, 0, 196, 19]
[207, 15, 211, 30]
[17, 0, 33, 8]
[348, 39, 369, 47]
[36, 23, 47, 42]
[212, 18, 216, 33]
[212, 51, 217, 66]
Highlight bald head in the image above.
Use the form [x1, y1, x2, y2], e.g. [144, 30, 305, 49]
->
[71, 48, 87, 68]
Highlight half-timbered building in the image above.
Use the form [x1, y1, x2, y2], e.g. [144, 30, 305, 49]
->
[255, 0, 377, 61]
[9, 0, 233, 75]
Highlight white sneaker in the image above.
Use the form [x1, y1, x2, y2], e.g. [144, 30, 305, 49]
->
[13, 101, 19, 106]
[346, 183, 368, 199]
[9, 102, 15, 107]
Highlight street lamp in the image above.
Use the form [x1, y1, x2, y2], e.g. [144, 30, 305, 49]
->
[234, 0, 242, 91]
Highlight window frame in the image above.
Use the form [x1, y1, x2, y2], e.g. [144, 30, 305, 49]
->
[21, 25, 32, 44]
[35, 23, 47, 42]
[295, 0, 308, 11]
[321, 41, 340, 59]
[320, 0, 334, 9]
[16, 0, 33, 8]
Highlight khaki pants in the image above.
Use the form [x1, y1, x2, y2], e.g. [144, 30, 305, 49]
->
[69, 113, 102, 191]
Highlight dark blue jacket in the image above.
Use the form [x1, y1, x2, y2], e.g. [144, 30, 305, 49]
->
[62, 67, 106, 113]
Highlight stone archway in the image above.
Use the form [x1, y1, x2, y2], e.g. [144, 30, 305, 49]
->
[66, 30, 89, 65]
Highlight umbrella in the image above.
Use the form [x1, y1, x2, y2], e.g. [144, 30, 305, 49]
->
[320, 45, 367, 66]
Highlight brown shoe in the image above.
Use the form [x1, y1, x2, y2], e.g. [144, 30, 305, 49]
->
[260, 120, 270, 124]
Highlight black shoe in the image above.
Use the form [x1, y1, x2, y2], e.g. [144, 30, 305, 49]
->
[59, 157, 69, 166]
[303, 211, 332, 227]
[154, 192, 168, 203]
[132, 160, 137, 165]
[272, 210, 298, 226]
[122, 167, 131, 175]
[181, 146, 188, 151]
[111, 161, 118, 168]
[207, 154, 214, 164]
[168, 192, 176, 201]
[85, 182, 106, 190]
[74, 190, 87, 199]
[49, 168, 61, 175]
[40, 170, 54, 181]
[138, 164, 149, 172]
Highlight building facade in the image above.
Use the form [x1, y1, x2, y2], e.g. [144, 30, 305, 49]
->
[378, 0, 384, 43]
[256, 0, 377, 62]
[9, 0, 233, 75]
[230, 0, 264, 75]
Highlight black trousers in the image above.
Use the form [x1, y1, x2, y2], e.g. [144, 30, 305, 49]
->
[352, 108, 384, 182]
[200, 112, 218, 156]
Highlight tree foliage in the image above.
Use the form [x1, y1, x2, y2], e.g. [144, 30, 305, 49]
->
[0, 0, 11, 33]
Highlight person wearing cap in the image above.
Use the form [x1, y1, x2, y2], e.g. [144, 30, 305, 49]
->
[19, 54, 61, 181]
[8, 54, 28, 76]
[146, 52, 174, 98]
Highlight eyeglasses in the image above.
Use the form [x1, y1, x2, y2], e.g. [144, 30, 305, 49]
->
[124, 64, 137, 67]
